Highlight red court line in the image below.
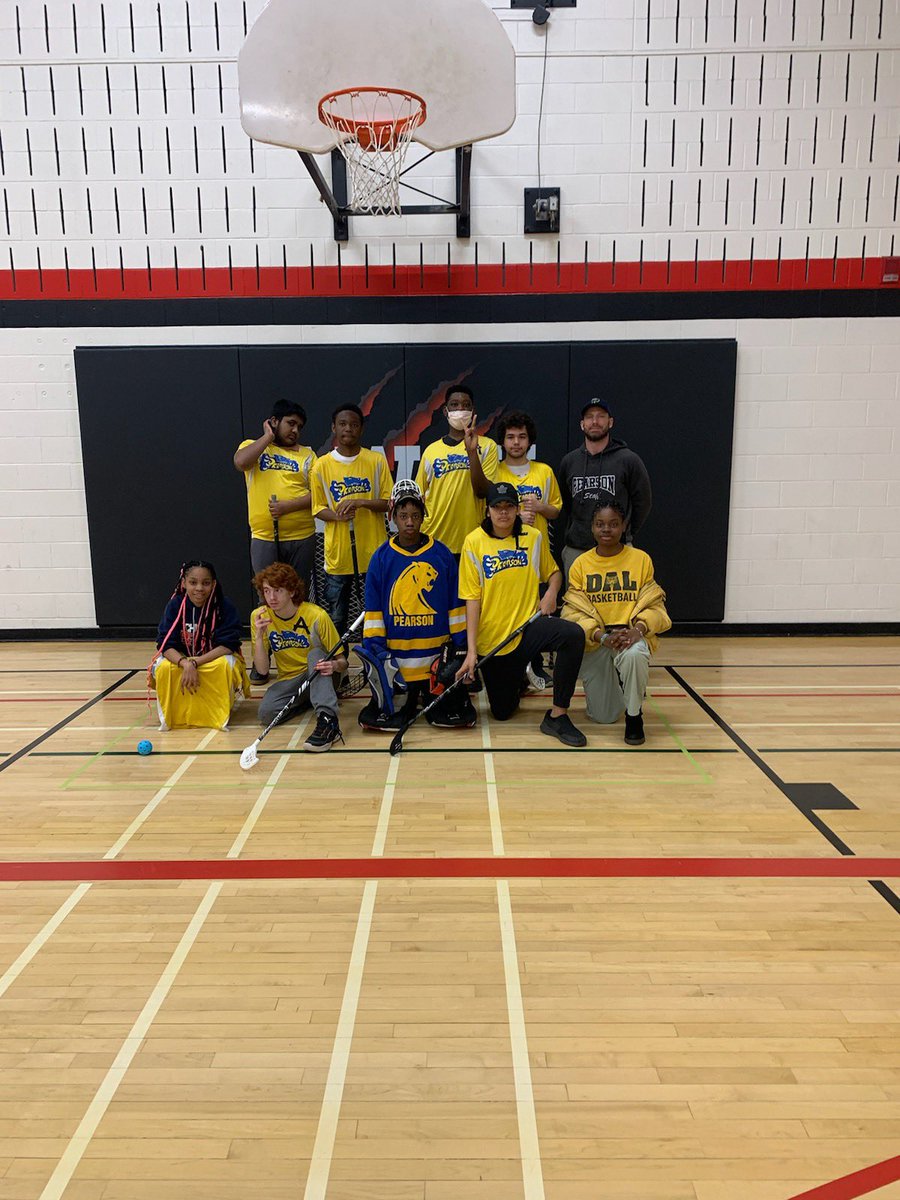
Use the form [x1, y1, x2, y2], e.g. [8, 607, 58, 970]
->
[785, 1154, 900, 1200]
[2, 856, 899, 883]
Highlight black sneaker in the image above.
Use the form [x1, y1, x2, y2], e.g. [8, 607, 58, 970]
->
[249, 666, 269, 683]
[539, 710, 587, 748]
[304, 711, 343, 753]
[624, 711, 645, 746]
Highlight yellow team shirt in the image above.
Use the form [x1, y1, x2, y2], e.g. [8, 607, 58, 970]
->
[310, 448, 391, 574]
[459, 524, 556, 656]
[566, 545, 656, 627]
[497, 460, 563, 542]
[415, 435, 499, 554]
[250, 601, 340, 682]
[238, 440, 316, 542]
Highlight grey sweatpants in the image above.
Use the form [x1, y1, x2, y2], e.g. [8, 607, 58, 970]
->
[250, 535, 316, 593]
[580, 639, 650, 723]
[257, 647, 338, 726]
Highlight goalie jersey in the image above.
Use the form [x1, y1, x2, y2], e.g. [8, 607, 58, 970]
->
[363, 534, 467, 682]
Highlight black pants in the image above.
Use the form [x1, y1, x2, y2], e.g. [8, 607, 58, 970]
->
[480, 615, 584, 721]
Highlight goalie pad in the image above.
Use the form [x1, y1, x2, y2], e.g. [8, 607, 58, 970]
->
[353, 644, 408, 732]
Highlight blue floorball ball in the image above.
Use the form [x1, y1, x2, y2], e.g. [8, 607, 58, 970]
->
[137, 740, 153, 756]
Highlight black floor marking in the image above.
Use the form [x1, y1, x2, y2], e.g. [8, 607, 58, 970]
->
[28, 746, 739, 758]
[761, 747, 900, 753]
[667, 666, 900, 918]
[783, 782, 858, 813]
[0, 671, 138, 775]
[868, 880, 900, 916]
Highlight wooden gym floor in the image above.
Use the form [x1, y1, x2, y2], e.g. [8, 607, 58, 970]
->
[1, 637, 899, 1200]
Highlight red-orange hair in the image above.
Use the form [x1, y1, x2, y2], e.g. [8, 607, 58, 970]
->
[252, 563, 307, 605]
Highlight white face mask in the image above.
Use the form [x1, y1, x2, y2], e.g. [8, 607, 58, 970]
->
[447, 410, 473, 431]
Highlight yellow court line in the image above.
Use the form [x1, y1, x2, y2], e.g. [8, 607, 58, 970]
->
[303, 755, 398, 1200]
[37, 719, 311, 1200]
[0, 729, 217, 1001]
[479, 692, 545, 1200]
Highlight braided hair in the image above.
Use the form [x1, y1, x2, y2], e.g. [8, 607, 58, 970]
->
[158, 560, 225, 657]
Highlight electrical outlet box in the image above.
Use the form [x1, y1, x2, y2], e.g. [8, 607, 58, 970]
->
[524, 187, 561, 234]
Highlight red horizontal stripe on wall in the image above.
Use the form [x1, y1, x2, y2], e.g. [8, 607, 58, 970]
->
[0, 257, 889, 301]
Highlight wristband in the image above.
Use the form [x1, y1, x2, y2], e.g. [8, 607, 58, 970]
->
[176, 656, 186, 667]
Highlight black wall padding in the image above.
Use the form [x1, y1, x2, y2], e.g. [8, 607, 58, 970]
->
[75, 339, 736, 627]
[76, 346, 248, 627]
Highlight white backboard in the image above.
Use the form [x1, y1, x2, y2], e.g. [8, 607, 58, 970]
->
[239, 0, 517, 155]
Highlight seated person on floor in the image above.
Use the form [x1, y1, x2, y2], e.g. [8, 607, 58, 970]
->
[356, 479, 475, 732]
[456, 481, 587, 748]
[250, 562, 347, 753]
[151, 560, 250, 731]
[561, 501, 671, 746]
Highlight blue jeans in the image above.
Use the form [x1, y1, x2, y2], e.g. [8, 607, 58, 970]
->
[321, 573, 360, 637]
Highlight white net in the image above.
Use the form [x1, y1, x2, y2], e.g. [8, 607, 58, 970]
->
[318, 88, 426, 216]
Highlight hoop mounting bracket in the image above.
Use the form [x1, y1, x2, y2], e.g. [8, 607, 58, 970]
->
[298, 144, 473, 242]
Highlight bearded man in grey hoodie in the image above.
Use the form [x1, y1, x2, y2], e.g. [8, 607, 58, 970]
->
[558, 399, 652, 576]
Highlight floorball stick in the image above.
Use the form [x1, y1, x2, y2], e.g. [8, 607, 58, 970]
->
[240, 611, 364, 769]
[389, 611, 541, 756]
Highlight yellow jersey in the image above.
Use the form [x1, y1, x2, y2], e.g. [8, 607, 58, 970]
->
[238, 440, 316, 542]
[415, 435, 499, 554]
[459, 523, 556, 656]
[310, 449, 391, 574]
[566, 545, 656, 628]
[497, 459, 563, 542]
[250, 601, 340, 681]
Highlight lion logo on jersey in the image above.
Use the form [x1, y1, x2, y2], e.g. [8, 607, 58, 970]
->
[389, 562, 439, 626]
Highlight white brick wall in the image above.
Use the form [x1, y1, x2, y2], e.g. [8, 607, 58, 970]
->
[0, 315, 898, 628]
[0, 0, 897, 273]
[1, 0, 898, 626]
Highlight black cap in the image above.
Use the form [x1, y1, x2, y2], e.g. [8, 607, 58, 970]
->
[486, 481, 520, 507]
[581, 398, 613, 418]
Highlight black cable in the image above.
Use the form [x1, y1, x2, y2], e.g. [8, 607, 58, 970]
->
[536, 17, 550, 189]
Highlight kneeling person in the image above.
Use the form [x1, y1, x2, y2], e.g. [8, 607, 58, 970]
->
[358, 480, 474, 731]
[457, 482, 587, 747]
[251, 563, 346, 753]
[562, 502, 671, 745]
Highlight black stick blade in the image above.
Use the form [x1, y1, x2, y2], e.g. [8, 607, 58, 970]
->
[389, 730, 404, 756]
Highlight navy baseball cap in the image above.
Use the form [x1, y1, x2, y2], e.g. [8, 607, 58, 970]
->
[581, 398, 613, 418]
[486, 481, 520, 506]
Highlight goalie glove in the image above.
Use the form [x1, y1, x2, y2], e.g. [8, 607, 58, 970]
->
[429, 642, 467, 696]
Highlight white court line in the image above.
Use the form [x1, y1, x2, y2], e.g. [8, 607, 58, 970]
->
[479, 692, 545, 1199]
[38, 881, 224, 1200]
[479, 690, 504, 855]
[37, 720, 310, 1200]
[303, 753, 397, 1200]
[103, 730, 218, 858]
[0, 729, 218, 1001]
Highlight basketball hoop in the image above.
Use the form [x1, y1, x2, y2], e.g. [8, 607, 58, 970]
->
[318, 87, 427, 215]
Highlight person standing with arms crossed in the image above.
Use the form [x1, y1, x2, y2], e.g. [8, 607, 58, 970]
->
[233, 399, 317, 588]
[558, 398, 652, 577]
